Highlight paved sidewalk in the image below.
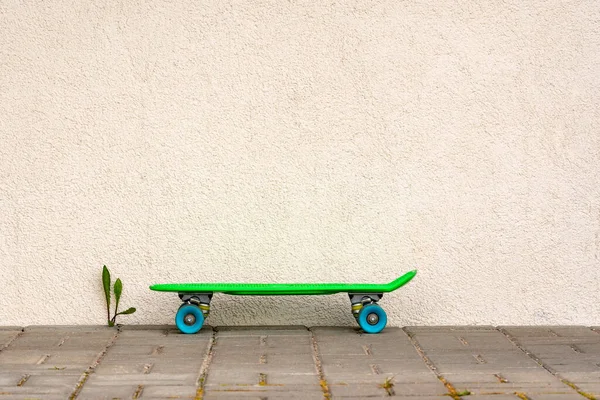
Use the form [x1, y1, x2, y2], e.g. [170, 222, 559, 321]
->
[0, 326, 599, 399]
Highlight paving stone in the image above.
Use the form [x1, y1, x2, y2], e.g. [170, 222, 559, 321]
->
[203, 392, 323, 399]
[0, 326, 116, 399]
[0, 330, 21, 348]
[534, 327, 598, 337]
[520, 344, 599, 356]
[212, 345, 313, 356]
[573, 343, 600, 353]
[404, 326, 497, 332]
[81, 327, 212, 398]
[560, 371, 600, 382]
[43, 350, 106, 365]
[406, 327, 582, 398]
[525, 395, 590, 400]
[321, 360, 434, 380]
[459, 380, 571, 392]
[437, 397, 518, 400]
[307, 326, 360, 334]
[215, 326, 310, 336]
[77, 383, 142, 399]
[506, 335, 600, 345]
[552, 362, 600, 373]
[93, 360, 203, 375]
[319, 344, 419, 358]
[322, 360, 437, 375]
[9, 328, 115, 350]
[440, 372, 515, 384]
[501, 326, 599, 338]
[462, 396, 523, 400]
[0, 386, 69, 397]
[204, 326, 320, 397]
[211, 351, 314, 365]
[338, 397, 455, 400]
[314, 326, 446, 397]
[329, 382, 449, 397]
[0, 396, 63, 400]
[216, 334, 313, 344]
[0, 364, 87, 376]
[496, 369, 560, 382]
[0, 373, 22, 386]
[0, 349, 54, 364]
[118, 324, 180, 331]
[16, 374, 79, 389]
[204, 383, 323, 393]
[575, 382, 600, 395]
[506, 324, 600, 397]
[135, 384, 197, 398]
[435, 364, 543, 375]
[499, 326, 562, 337]
[339, 397, 457, 400]
[325, 371, 437, 385]
[206, 369, 318, 385]
[25, 325, 112, 330]
[254, 372, 320, 386]
[87, 372, 198, 385]
[409, 333, 517, 353]
[93, 361, 157, 374]
[208, 365, 316, 374]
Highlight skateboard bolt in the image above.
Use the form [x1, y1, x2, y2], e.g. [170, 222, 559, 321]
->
[184, 314, 196, 326]
[367, 313, 379, 325]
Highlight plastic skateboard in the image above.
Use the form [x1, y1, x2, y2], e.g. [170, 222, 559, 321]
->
[150, 269, 417, 334]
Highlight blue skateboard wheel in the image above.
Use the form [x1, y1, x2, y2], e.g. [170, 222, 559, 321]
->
[358, 304, 387, 334]
[176, 304, 204, 334]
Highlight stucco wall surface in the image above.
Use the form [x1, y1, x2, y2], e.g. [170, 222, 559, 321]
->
[1, 1, 599, 327]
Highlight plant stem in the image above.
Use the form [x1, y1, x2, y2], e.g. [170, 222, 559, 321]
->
[113, 299, 120, 325]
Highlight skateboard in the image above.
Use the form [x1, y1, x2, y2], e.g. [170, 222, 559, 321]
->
[150, 269, 417, 334]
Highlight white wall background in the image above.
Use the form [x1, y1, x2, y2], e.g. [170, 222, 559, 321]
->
[1, 1, 599, 327]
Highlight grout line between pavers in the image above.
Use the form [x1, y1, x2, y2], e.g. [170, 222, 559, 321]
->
[308, 327, 331, 400]
[0, 327, 25, 353]
[132, 384, 144, 399]
[514, 392, 532, 400]
[194, 328, 216, 400]
[402, 327, 466, 400]
[16, 373, 30, 386]
[497, 327, 597, 400]
[68, 327, 121, 400]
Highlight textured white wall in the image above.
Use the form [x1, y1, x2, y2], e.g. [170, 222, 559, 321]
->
[1, 1, 599, 327]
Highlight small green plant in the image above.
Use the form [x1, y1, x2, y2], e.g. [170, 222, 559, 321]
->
[379, 376, 396, 396]
[102, 265, 136, 327]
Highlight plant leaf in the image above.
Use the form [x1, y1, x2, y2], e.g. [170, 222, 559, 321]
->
[114, 278, 122, 304]
[117, 307, 136, 315]
[108, 320, 115, 327]
[102, 265, 111, 321]
[113, 278, 122, 323]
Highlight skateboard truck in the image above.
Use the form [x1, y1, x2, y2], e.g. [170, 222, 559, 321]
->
[179, 293, 212, 317]
[349, 293, 382, 321]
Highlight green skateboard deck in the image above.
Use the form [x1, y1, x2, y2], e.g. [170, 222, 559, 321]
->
[150, 270, 417, 296]
[150, 269, 417, 334]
